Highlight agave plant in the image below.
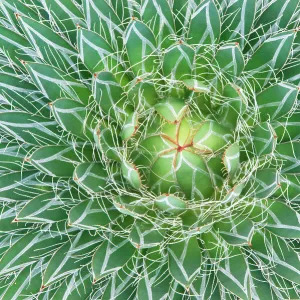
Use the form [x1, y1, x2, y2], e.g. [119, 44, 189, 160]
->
[0, 0, 300, 299]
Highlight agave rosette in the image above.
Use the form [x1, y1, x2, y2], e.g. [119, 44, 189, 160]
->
[0, 0, 300, 299]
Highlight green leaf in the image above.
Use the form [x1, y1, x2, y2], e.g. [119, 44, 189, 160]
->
[125, 20, 157, 76]
[202, 232, 249, 299]
[251, 230, 300, 284]
[26, 62, 92, 103]
[276, 141, 300, 174]
[193, 120, 233, 153]
[220, 0, 256, 48]
[182, 79, 210, 93]
[148, 150, 177, 194]
[163, 43, 195, 80]
[101, 255, 140, 300]
[113, 195, 148, 217]
[43, 231, 101, 286]
[251, 122, 277, 156]
[16, 191, 67, 223]
[82, 0, 123, 50]
[77, 27, 126, 84]
[92, 71, 130, 122]
[247, 0, 299, 52]
[69, 198, 120, 230]
[92, 234, 135, 281]
[42, 0, 85, 44]
[176, 150, 214, 200]
[244, 31, 295, 91]
[213, 214, 253, 245]
[155, 194, 186, 215]
[0, 25, 33, 68]
[0, 142, 32, 173]
[0, 112, 62, 145]
[0, 229, 68, 275]
[0, 261, 43, 300]
[129, 220, 166, 248]
[277, 174, 300, 201]
[214, 43, 245, 78]
[18, 15, 78, 75]
[223, 142, 240, 179]
[137, 247, 176, 299]
[121, 161, 142, 190]
[272, 112, 300, 143]
[30, 145, 94, 177]
[155, 97, 187, 123]
[217, 84, 247, 129]
[0, 73, 49, 117]
[0, 0, 40, 33]
[141, 0, 175, 48]
[0, 171, 37, 201]
[73, 162, 108, 193]
[257, 83, 298, 121]
[188, 0, 221, 47]
[168, 236, 202, 287]
[94, 122, 122, 161]
[51, 266, 93, 300]
[51, 98, 95, 140]
[246, 199, 300, 238]
[120, 111, 138, 140]
[244, 169, 280, 198]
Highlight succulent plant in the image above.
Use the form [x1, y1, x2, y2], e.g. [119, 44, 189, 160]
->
[0, 0, 300, 299]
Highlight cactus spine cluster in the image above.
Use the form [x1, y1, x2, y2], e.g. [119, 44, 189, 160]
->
[0, 0, 300, 299]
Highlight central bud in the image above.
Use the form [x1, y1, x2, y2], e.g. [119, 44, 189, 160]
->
[126, 97, 233, 201]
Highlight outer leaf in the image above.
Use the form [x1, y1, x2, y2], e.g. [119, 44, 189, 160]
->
[163, 44, 195, 80]
[247, 0, 300, 52]
[26, 63, 91, 104]
[244, 31, 295, 91]
[42, 0, 85, 44]
[245, 199, 300, 238]
[129, 220, 166, 248]
[16, 191, 67, 223]
[276, 141, 300, 174]
[30, 145, 94, 177]
[0, 112, 62, 145]
[0, 229, 68, 275]
[51, 266, 93, 300]
[73, 162, 108, 193]
[93, 71, 130, 121]
[220, 0, 256, 48]
[69, 198, 120, 230]
[168, 236, 202, 287]
[188, 0, 221, 46]
[18, 15, 78, 75]
[213, 214, 253, 245]
[214, 43, 245, 78]
[101, 255, 140, 300]
[251, 122, 276, 156]
[43, 231, 101, 286]
[256, 83, 298, 121]
[92, 234, 135, 281]
[202, 232, 250, 299]
[51, 98, 95, 140]
[125, 20, 157, 75]
[244, 169, 279, 198]
[83, 0, 123, 50]
[0, 261, 44, 300]
[251, 230, 300, 284]
[141, 0, 175, 48]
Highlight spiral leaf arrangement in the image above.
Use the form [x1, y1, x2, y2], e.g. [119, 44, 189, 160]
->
[0, 0, 300, 299]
